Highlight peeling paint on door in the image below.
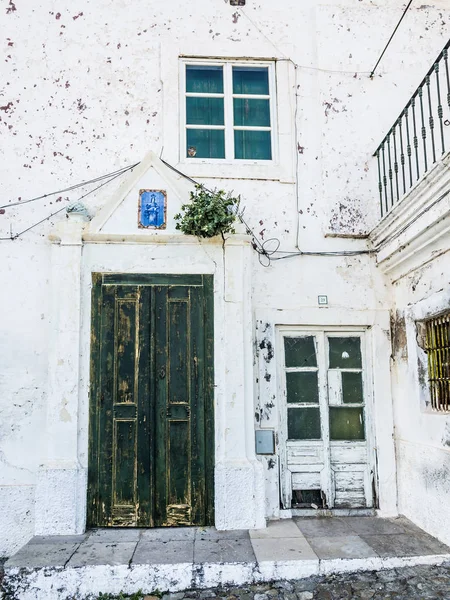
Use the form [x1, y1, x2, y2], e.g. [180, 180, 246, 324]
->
[87, 273, 214, 528]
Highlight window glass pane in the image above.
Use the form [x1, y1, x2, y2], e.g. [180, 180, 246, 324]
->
[186, 65, 223, 94]
[286, 372, 318, 404]
[186, 129, 225, 159]
[288, 407, 321, 440]
[233, 66, 269, 95]
[234, 130, 272, 160]
[328, 337, 362, 369]
[186, 97, 224, 126]
[329, 407, 365, 440]
[233, 98, 270, 127]
[284, 336, 317, 368]
[342, 371, 364, 404]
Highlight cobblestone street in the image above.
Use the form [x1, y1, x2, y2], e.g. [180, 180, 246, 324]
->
[151, 564, 450, 600]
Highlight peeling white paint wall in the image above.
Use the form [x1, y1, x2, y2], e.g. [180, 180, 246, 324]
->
[1, 0, 449, 556]
[370, 151, 450, 546]
[390, 251, 450, 546]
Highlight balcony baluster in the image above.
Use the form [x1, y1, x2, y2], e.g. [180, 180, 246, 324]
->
[374, 39, 450, 218]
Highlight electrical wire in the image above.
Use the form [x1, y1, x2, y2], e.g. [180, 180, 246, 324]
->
[161, 158, 199, 187]
[0, 164, 137, 241]
[160, 157, 372, 267]
[0, 162, 140, 210]
[369, 0, 414, 78]
[4, 149, 434, 253]
[163, 157, 450, 265]
[239, 8, 372, 76]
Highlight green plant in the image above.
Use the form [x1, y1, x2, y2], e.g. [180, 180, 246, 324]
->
[174, 185, 239, 239]
[95, 592, 145, 600]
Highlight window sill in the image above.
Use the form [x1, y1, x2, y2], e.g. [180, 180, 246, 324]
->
[422, 407, 450, 415]
[175, 159, 295, 183]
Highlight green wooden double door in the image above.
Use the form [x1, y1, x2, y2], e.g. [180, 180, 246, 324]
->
[88, 273, 214, 528]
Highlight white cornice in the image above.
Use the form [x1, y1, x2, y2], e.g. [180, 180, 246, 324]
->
[82, 232, 252, 246]
[370, 151, 450, 281]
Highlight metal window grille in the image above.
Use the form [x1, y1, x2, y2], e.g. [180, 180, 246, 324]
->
[425, 312, 450, 411]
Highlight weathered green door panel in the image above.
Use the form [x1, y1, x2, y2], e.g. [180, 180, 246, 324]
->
[88, 274, 214, 528]
[190, 284, 206, 526]
[87, 273, 102, 527]
[114, 420, 137, 504]
[164, 286, 193, 526]
[93, 284, 141, 527]
[136, 285, 153, 527]
[97, 283, 116, 526]
[154, 284, 194, 526]
[203, 275, 215, 526]
[153, 284, 169, 527]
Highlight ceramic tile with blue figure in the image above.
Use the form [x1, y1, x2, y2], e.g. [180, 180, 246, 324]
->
[139, 189, 166, 229]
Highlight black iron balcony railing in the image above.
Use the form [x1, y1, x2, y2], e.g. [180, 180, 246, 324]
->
[374, 38, 450, 218]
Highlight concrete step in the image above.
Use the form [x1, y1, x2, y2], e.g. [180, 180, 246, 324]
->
[3, 517, 450, 600]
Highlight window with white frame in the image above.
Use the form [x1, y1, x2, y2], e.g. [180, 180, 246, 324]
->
[181, 60, 275, 161]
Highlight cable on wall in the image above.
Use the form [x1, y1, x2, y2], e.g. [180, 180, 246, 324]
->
[3, 152, 434, 260]
[0, 163, 138, 241]
[369, 0, 414, 78]
[239, 8, 372, 76]
[0, 163, 140, 211]
[160, 158, 373, 267]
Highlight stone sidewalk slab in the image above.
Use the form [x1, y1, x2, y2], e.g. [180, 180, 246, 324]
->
[88, 528, 142, 542]
[133, 540, 193, 564]
[251, 536, 317, 562]
[344, 516, 408, 535]
[361, 532, 450, 557]
[196, 527, 249, 540]
[306, 535, 377, 559]
[66, 541, 137, 567]
[141, 527, 196, 542]
[250, 519, 304, 539]
[194, 538, 255, 563]
[27, 534, 88, 545]
[5, 541, 81, 568]
[295, 517, 353, 538]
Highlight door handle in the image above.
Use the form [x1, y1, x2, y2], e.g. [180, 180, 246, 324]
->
[159, 366, 166, 379]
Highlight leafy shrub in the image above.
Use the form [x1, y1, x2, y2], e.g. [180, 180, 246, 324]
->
[174, 185, 239, 239]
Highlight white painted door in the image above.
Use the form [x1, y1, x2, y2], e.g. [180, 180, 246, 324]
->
[279, 329, 375, 510]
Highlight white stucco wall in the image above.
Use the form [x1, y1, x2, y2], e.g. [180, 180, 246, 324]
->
[390, 251, 450, 546]
[369, 149, 450, 545]
[1, 0, 449, 556]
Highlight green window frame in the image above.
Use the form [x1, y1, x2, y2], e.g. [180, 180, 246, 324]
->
[182, 60, 275, 162]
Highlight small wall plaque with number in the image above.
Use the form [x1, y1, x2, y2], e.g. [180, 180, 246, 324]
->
[138, 189, 167, 229]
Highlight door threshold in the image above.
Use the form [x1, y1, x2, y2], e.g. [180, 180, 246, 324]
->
[280, 507, 376, 518]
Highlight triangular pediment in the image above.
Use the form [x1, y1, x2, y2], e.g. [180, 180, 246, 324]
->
[86, 151, 194, 236]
